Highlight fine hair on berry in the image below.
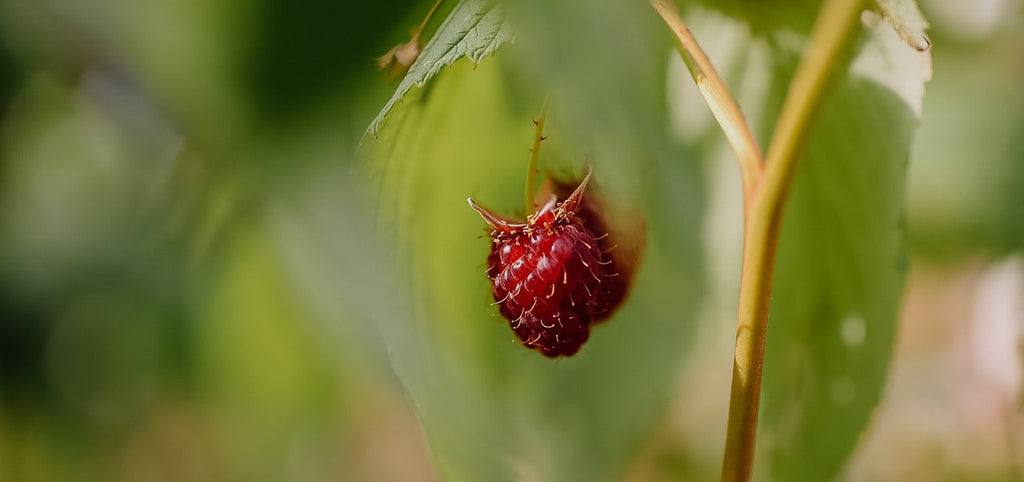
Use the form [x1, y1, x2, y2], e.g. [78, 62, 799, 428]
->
[468, 169, 637, 357]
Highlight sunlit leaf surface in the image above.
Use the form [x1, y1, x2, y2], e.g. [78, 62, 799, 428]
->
[367, 0, 513, 136]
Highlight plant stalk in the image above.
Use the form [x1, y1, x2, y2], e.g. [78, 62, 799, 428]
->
[651, 0, 868, 479]
[721, 0, 866, 481]
[412, 0, 444, 42]
[649, 0, 763, 201]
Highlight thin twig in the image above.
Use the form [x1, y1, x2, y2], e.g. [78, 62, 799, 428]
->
[721, 0, 867, 481]
[413, 0, 444, 41]
[649, 0, 763, 201]
[525, 100, 548, 216]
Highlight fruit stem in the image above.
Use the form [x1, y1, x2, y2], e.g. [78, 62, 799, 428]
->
[649, 0, 763, 202]
[525, 99, 548, 216]
[721, 0, 866, 481]
[412, 0, 444, 42]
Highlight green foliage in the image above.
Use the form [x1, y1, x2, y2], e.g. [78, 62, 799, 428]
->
[360, 1, 709, 477]
[363, 1, 931, 480]
[368, 0, 513, 136]
[761, 67, 917, 482]
[679, 5, 928, 480]
[17, 0, 1020, 478]
[364, 55, 705, 481]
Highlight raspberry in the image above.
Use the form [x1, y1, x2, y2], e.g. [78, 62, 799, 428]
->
[469, 171, 620, 357]
[545, 177, 642, 324]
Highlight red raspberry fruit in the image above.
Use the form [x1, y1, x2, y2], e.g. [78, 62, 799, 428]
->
[468, 171, 618, 357]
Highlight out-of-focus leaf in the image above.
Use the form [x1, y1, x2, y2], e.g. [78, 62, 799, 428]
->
[872, 0, 931, 52]
[905, 39, 1018, 261]
[197, 227, 340, 481]
[318, 1, 704, 479]
[0, 39, 21, 115]
[759, 80, 915, 482]
[361, 47, 703, 479]
[242, 0, 421, 124]
[366, 0, 512, 136]
[753, 11, 929, 482]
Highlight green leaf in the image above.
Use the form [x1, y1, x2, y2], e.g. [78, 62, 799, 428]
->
[759, 80, 914, 482]
[356, 3, 720, 477]
[753, 12, 929, 482]
[366, 0, 513, 136]
[359, 40, 705, 482]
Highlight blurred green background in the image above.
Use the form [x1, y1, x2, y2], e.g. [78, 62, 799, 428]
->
[0, 0, 1021, 481]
